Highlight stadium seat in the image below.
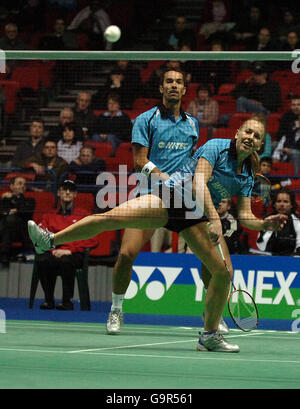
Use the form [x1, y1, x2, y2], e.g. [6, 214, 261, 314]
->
[235, 70, 253, 83]
[132, 98, 160, 111]
[218, 83, 235, 95]
[140, 61, 164, 83]
[0, 80, 20, 114]
[212, 127, 235, 139]
[267, 113, 280, 138]
[11, 65, 40, 91]
[29, 247, 93, 310]
[270, 162, 295, 176]
[84, 141, 113, 158]
[89, 231, 119, 257]
[24, 191, 56, 224]
[229, 113, 251, 129]
[212, 95, 236, 115]
[74, 193, 95, 214]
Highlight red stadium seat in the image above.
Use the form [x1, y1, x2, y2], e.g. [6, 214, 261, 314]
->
[218, 83, 235, 95]
[270, 162, 295, 176]
[74, 193, 95, 213]
[0, 80, 20, 114]
[89, 231, 119, 256]
[229, 113, 252, 129]
[11, 65, 40, 91]
[25, 191, 56, 223]
[212, 127, 235, 139]
[132, 98, 160, 110]
[267, 113, 280, 138]
[140, 61, 164, 83]
[84, 141, 113, 158]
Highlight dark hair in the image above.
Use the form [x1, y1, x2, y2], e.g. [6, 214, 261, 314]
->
[197, 83, 211, 95]
[272, 187, 298, 214]
[260, 156, 272, 165]
[30, 117, 45, 127]
[62, 122, 83, 143]
[159, 67, 187, 87]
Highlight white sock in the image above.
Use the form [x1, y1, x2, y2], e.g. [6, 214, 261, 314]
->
[111, 292, 125, 311]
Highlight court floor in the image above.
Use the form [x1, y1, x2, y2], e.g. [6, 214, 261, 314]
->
[0, 320, 299, 390]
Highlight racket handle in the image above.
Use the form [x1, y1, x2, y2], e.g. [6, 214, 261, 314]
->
[206, 223, 225, 260]
[217, 243, 226, 262]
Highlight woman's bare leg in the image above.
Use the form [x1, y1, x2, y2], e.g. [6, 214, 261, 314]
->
[54, 194, 168, 246]
[181, 223, 232, 332]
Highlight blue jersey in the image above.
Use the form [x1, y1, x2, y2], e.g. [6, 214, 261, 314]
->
[132, 104, 199, 175]
[166, 139, 254, 210]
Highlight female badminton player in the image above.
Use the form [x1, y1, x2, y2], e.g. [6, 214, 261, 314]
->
[28, 117, 287, 352]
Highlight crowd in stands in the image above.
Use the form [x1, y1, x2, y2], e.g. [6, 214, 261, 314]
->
[0, 0, 300, 267]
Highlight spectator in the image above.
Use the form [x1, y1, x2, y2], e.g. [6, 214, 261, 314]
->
[73, 91, 97, 139]
[92, 63, 141, 110]
[186, 83, 219, 128]
[0, 23, 29, 76]
[93, 93, 133, 154]
[113, 60, 142, 107]
[256, 188, 300, 256]
[39, 17, 80, 50]
[67, 0, 112, 50]
[272, 123, 300, 175]
[198, 0, 234, 43]
[231, 5, 264, 48]
[276, 9, 300, 45]
[196, 39, 231, 92]
[179, 43, 200, 83]
[35, 179, 97, 310]
[48, 107, 74, 143]
[19, 139, 69, 191]
[0, 176, 35, 267]
[0, 23, 29, 51]
[275, 95, 300, 142]
[231, 62, 282, 115]
[249, 27, 278, 51]
[280, 30, 300, 51]
[258, 156, 291, 192]
[216, 198, 246, 254]
[12, 118, 45, 168]
[57, 123, 83, 164]
[68, 145, 106, 185]
[157, 15, 196, 51]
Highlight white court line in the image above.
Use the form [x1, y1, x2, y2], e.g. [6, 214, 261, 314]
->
[66, 332, 263, 354]
[0, 347, 299, 366]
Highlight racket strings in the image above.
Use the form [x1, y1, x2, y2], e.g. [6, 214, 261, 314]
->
[228, 290, 258, 331]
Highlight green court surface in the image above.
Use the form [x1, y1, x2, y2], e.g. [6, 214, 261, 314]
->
[0, 320, 299, 389]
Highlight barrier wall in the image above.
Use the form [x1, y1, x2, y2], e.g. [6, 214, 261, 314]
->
[124, 253, 300, 331]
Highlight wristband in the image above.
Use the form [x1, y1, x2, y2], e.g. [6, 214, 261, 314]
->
[141, 161, 156, 178]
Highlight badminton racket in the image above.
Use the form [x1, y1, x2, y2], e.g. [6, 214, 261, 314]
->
[216, 242, 259, 332]
[252, 173, 272, 206]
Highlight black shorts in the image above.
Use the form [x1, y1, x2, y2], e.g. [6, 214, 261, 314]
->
[152, 184, 208, 233]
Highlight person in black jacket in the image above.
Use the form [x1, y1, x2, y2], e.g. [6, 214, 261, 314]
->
[0, 176, 35, 266]
[231, 62, 282, 114]
[92, 93, 133, 154]
[257, 188, 300, 256]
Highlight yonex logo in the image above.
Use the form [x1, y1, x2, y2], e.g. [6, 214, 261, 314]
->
[125, 266, 183, 300]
